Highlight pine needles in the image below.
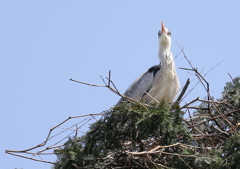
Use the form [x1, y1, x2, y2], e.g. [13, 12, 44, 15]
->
[52, 77, 240, 169]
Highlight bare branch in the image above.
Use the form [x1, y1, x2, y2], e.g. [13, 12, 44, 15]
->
[228, 73, 235, 84]
[70, 78, 106, 87]
[176, 78, 190, 104]
[5, 151, 54, 164]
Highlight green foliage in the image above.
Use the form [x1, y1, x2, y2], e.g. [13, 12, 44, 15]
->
[53, 102, 190, 168]
[186, 77, 240, 169]
[83, 102, 190, 157]
[53, 137, 84, 169]
[219, 77, 240, 126]
[53, 77, 240, 169]
[169, 128, 240, 168]
[221, 131, 240, 169]
[222, 77, 240, 109]
[188, 132, 240, 169]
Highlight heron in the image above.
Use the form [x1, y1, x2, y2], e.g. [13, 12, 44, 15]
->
[117, 21, 180, 105]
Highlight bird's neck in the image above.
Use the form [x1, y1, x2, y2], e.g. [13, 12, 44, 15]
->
[158, 46, 172, 64]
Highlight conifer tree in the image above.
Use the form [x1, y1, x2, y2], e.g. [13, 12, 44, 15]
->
[53, 77, 240, 168]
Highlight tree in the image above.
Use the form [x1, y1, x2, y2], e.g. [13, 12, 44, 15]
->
[52, 77, 240, 169]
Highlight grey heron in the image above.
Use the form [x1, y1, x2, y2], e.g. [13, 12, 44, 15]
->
[117, 21, 180, 105]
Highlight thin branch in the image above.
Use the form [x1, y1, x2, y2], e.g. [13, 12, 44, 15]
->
[144, 91, 159, 104]
[178, 155, 193, 169]
[181, 97, 199, 109]
[100, 75, 107, 86]
[127, 150, 199, 158]
[70, 78, 106, 87]
[5, 151, 54, 164]
[180, 63, 232, 130]
[5, 111, 108, 154]
[71, 75, 149, 109]
[182, 118, 204, 135]
[146, 154, 159, 169]
[75, 124, 78, 138]
[228, 73, 235, 84]
[213, 125, 229, 135]
[184, 106, 209, 110]
[176, 41, 194, 69]
[108, 70, 111, 86]
[190, 109, 240, 128]
[175, 78, 190, 104]
[203, 60, 225, 77]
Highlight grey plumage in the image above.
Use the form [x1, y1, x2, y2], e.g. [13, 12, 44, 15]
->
[117, 65, 161, 105]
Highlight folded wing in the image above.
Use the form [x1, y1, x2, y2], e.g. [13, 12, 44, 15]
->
[117, 65, 161, 105]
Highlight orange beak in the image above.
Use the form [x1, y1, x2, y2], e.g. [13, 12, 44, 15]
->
[161, 21, 167, 33]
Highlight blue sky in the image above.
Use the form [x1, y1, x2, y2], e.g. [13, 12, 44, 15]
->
[1, 1, 240, 168]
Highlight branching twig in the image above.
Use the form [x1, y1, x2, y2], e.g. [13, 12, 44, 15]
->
[5, 111, 109, 163]
[71, 73, 149, 109]
[189, 109, 240, 128]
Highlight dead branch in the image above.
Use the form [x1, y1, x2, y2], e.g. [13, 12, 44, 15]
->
[175, 78, 190, 104]
[181, 97, 199, 109]
[179, 63, 231, 130]
[228, 73, 235, 84]
[70, 70, 149, 109]
[178, 155, 193, 169]
[127, 149, 199, 158]
[5, 151, 54, 164]
[5, 111, 109, 163]
[189, 109, 240, 128]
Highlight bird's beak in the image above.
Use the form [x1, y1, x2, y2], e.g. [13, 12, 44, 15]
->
[161, 21, 167, 33]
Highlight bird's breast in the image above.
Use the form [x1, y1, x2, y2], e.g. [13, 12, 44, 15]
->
[147, 67, 180, 103]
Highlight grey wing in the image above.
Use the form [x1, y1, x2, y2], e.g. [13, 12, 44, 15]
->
[116, 65, 161, 105]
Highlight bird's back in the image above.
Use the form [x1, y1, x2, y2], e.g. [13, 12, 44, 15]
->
[116, 65, 161, 105]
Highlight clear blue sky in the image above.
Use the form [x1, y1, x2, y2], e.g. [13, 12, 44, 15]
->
[1, 1, 240, 168]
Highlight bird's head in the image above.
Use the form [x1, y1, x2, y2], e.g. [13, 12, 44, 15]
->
[158, 21, 171, 48]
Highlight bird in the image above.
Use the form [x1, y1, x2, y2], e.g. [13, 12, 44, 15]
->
[117, 21, 180, 105]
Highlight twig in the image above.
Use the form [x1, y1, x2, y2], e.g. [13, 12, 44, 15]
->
[175, 78, 190, 104]
[5, 111, 109, 162]
[57, 126, 86, 134]
[189, 109, 240, 128]
[228, 73, 235, 85]
[203, 60, 225, 77]
[5, 151, 54, 164]
[176, 41, 194, 69]
[131, 157, 145, 168]
[75, 124, 78, 138]
[144, 92, 159, 104]
[213, 125, 229, 135]
[157, 163, 169, 168]
[178, 155, 193, 169]
[182, 118, 204, 135]
[70, 78, 106, 87]
[180, 65, 230, 130]
[108, 70, 111, 86]
[174, 48, 183, 59]
[181, 97, 199, 109]
[184, 106, 209, 110]
[146, 154, 159, 169]
[127, 150, 199, 158]
[71, 75, 149, 109]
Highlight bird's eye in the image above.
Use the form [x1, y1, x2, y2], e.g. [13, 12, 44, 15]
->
[167, 31, 171, 36]
[158, 30, 161, 38]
